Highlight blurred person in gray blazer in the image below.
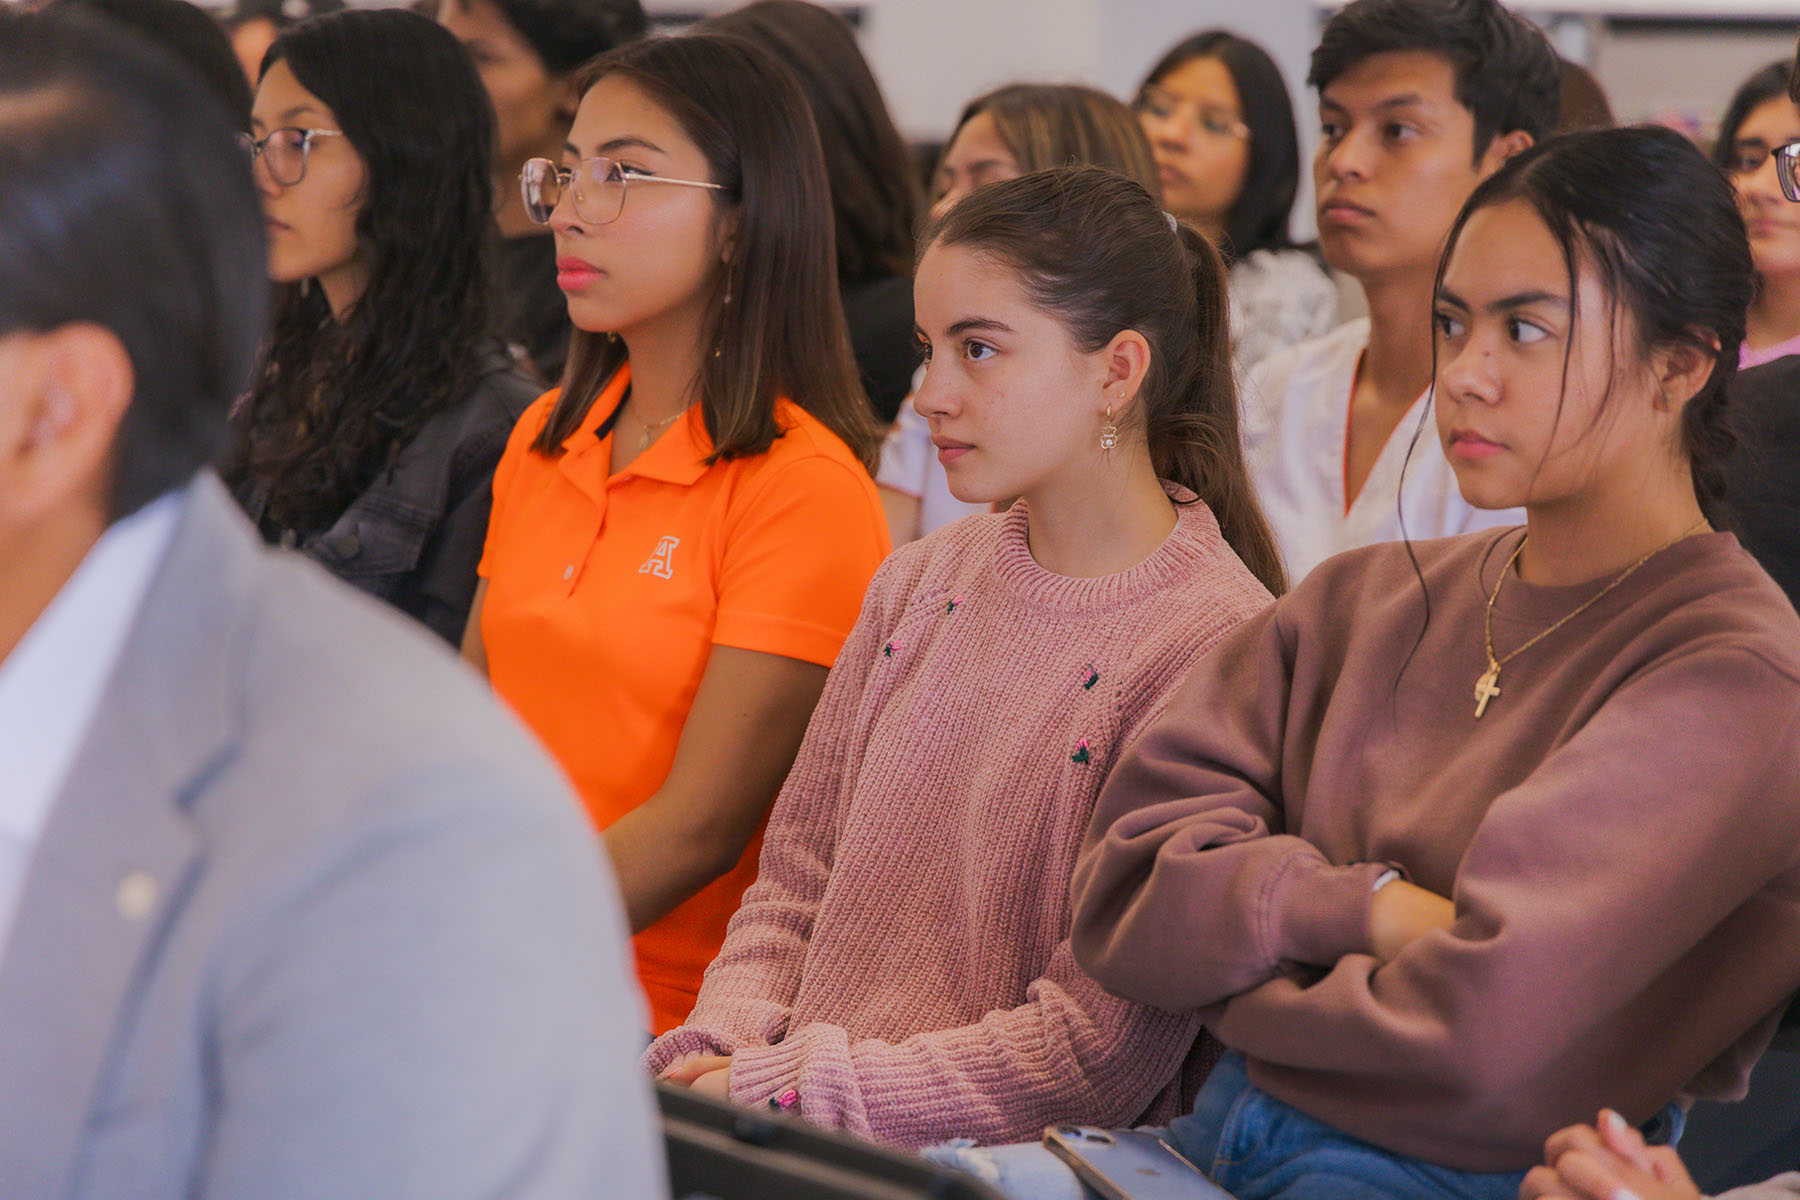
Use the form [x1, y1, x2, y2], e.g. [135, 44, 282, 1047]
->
[0, 11, 666, 1199]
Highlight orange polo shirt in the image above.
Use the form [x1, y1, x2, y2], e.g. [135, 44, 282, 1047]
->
[478, 365, 889, 1032]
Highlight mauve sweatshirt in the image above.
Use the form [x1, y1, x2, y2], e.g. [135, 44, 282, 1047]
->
[646, 489, 1273, 1148]
[1074, 527, 1800, 1172]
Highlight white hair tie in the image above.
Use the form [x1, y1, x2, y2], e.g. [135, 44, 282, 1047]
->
[1165, 211, 1181, 234]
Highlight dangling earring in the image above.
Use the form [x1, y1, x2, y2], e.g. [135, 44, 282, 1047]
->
[714, 268, 735, 360]
[1099, 402, 1120, 452]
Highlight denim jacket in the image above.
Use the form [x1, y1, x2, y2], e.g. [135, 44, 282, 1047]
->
[237, 343, 539, 646]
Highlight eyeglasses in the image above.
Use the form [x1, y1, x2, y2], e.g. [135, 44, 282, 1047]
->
[519, 156, 728, 226]
[240, 127, 346, 187]
[1724, 140, 1800, 202]
[1779, 143, 1800, 202]
[1135, 89, 1251, 142]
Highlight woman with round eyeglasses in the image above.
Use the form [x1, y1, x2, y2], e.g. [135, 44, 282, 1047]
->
[221, 8, 539, 646]
[465, 34, 889, 1034]
[1716, 59, 1800, 369]
[1134, 30, 1338, 374]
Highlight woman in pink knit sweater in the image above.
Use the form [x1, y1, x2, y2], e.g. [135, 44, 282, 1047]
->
[647, 165, 1282, 1147]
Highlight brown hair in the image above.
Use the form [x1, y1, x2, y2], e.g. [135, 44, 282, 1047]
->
[928, 166, 1286, 595]
[695, 1, 920, 284]
[529, 34, 881, 471]
[946, 83, 1160, 199]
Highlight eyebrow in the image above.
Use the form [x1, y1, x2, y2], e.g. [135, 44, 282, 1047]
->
[1320, 93, 1432, 115]
[1437, 286, 1568, 312]
[945, 317, 1016, 337]
[250, 104, 322, 133]
[562, 136, 668, 161]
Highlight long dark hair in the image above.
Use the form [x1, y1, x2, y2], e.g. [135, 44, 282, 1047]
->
[1136, 30, 1300, 262]
[696, 1, 920, 284]
[1714, 60, 1795, 174]
[927, 166, 1287, 596]
[1433, 126, 1752, 524]
[530, 35, 882, 472]
[224, 8, 498, 534]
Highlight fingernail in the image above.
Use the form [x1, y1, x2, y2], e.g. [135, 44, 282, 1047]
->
[1610, 1188, 1643, 1200]
[1602, 1109, 1630, 1133]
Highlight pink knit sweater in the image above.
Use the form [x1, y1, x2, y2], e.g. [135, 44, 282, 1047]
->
[645, 489, 1273, 1148]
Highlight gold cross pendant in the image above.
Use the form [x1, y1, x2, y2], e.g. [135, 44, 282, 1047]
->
[1473, 663, 1501, 718]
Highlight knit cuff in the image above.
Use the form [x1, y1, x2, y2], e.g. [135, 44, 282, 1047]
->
[727, 1040, 808, 1110]
[1267, 857, 1393, 967]
[728, 1026, 863, 1134]
[643, 1025, 734, 1076]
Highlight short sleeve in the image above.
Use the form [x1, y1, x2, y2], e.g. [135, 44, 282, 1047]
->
[713, 454, 890, 668]
[477, 390, 557, 581]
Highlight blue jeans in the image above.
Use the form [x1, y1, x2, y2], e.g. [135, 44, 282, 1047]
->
[923, 1052, 1686, 1200]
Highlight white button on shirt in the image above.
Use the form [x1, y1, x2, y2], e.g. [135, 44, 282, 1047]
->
[0, 492, 181, 961]
[1242, 317, 1523, 582]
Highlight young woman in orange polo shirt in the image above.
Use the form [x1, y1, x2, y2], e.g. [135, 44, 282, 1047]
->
[463, 34, 890, 1034]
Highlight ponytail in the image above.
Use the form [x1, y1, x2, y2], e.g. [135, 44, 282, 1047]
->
[1156, 222, 1287, 594]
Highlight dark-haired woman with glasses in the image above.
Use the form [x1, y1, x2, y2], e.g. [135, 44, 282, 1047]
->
[1716, 59, 1800, 369]
[1135, 30, 1338, 373]
[222, 8, 539, 646]
[464, 35, 889, 1034]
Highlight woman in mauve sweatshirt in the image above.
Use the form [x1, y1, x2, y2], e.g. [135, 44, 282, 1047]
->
[648, 165, 1284, 1148]
[1065, 127, 1800, 1200]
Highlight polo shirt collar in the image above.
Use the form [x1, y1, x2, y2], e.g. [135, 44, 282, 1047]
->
[624, 407, 711, 486]
[560, 362, 713, 491]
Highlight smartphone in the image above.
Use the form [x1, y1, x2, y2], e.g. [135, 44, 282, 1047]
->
[1042, 1125, 1238, 1200]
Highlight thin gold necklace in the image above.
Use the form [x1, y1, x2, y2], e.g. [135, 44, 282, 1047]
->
[1474, 519, 1707, 718]
[631, 408, 684, 451]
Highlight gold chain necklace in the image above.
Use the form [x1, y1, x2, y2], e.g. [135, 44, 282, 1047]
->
[1474, 519, 1707, 718]
[631, 409, 684, 451]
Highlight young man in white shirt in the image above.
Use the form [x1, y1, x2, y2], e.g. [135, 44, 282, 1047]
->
[1244, 0, 1559, 581]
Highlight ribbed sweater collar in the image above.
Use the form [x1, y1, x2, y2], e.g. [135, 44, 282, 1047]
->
[990, 483, 1225, 613]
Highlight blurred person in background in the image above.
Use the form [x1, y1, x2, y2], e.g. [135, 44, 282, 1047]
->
[1134, 29, 1339, 372]
[439, 0, 648, 381]
[1716, 59, 1800, 369]
[697, 0, 924, 427]
[217, 0, 342, 88]
[47, 0, 251, 127]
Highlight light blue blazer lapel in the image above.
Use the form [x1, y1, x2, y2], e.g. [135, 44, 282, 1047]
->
[0, 476, 253, 1196]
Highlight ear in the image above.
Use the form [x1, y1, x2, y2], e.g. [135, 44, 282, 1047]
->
[1477, 129, 1535, 178]
[1651, 331, 1722, 414]
[717, 205, 741, 268]
[0, 324, 133, 527]
[1096, 329, 1153, 419]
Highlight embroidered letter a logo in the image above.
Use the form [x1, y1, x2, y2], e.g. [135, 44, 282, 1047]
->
[639, 535, 679, 580]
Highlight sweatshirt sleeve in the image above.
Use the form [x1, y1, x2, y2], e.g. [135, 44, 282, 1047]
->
[1071, 604, 1395, 1012]
[722, 936, 1201, 1150]
[645, 559, 898, 1073]
[1211, 646, 1800, 1120]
